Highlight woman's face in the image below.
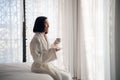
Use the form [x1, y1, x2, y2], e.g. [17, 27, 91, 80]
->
[44, 19, 49, 34]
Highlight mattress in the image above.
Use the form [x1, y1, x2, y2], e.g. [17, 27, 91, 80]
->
[0, 63, 53, 80]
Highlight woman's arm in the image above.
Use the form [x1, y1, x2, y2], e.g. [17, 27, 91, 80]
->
[30, 37, 57, 64]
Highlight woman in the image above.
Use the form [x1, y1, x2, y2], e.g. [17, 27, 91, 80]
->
[30, 16, 72, 80]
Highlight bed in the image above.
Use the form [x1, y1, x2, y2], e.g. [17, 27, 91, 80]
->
[0, 63, 54, 80]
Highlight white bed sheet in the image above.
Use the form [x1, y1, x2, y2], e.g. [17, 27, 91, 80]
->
[0, 63, 53, 80]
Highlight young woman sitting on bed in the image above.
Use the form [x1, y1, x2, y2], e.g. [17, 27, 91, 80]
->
[30, 16, 72, 80]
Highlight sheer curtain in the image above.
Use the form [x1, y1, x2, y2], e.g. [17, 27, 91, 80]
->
[0, 0, 23, 63]
[61, 0, 115, 80]
[80, 0, 115, 80]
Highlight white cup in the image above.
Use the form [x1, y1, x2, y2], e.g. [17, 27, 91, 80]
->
[56, 38, 61, 44]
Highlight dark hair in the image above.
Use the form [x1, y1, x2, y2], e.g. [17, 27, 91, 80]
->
[33, 16, 47, 33]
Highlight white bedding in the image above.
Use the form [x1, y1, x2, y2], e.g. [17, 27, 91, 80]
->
[0, 63, 53, 80]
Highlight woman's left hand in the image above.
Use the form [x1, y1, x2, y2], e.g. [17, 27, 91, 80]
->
[55, 48, 61, 52]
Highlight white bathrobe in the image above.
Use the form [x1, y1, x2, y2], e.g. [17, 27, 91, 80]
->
[30, 33, 72, 80]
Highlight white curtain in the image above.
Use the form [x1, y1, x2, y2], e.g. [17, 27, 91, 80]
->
[0, 0, 23, 63]
[61, 0, 81, 79]
[61, 0, 115, 80]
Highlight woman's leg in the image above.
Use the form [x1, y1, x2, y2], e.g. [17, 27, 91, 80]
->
[60, 71, 72, 80]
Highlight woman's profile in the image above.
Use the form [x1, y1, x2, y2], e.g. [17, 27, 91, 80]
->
[30, 16, 72, 80]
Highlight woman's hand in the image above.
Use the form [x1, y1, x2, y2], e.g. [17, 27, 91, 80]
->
[54, 40, 59, 45]
[53, 39, 61, 52]
[53, 40, 58, 48]
[55, 48, 61, 52]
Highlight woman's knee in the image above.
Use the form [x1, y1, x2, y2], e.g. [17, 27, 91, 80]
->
[64, 75, 71, 80]
[61, 72, 72, 80]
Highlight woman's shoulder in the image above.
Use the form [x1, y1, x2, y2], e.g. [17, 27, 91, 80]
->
[31, 33, 42, 43]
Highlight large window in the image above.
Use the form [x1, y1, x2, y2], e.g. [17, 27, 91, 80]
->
[0, 0, 23, 63]
[0, 0, 64, 69]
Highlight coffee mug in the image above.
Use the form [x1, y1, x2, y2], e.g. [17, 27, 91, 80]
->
[56, 38, 61, 44]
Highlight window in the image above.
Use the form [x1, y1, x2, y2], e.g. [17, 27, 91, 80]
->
[0, 0, 64, 69]
[0, 0, 22, 63]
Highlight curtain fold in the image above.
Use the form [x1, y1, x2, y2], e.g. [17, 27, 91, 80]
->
[61, 0, 81, 79]
[62, 0, 115, 80]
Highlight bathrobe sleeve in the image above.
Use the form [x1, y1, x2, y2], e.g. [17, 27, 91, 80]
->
[30, 37, 57, 64]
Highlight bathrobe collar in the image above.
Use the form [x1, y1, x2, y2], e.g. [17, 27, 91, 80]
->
[36, 33, 49, 50]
